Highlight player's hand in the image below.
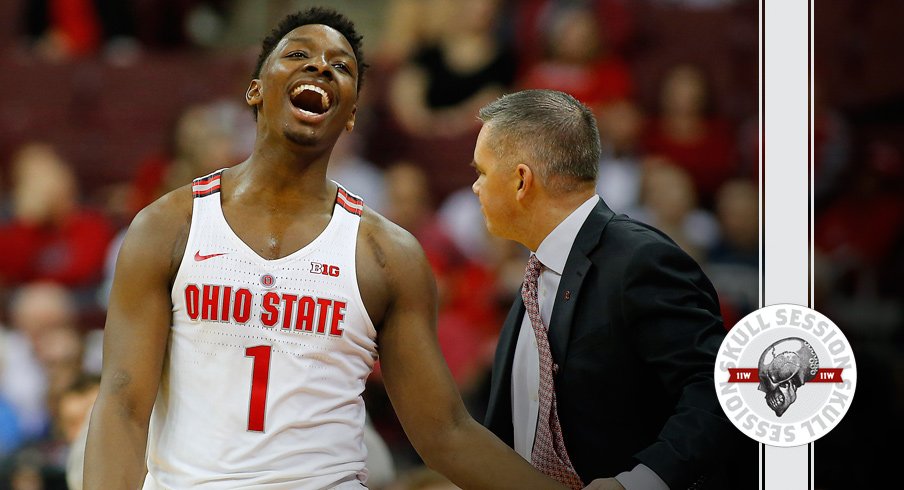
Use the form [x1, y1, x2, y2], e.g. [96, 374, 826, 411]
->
[582, 478, 625, 490]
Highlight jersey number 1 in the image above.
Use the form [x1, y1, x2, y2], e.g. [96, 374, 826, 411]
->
[245, 345, 271, 432]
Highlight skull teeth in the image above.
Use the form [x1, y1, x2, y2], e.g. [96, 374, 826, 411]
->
[291, 84, 330, 110]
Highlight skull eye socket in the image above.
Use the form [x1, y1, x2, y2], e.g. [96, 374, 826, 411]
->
[779, 381, 790, 389]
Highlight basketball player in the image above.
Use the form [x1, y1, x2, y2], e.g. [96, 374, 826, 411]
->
[84, 7, 564, 490]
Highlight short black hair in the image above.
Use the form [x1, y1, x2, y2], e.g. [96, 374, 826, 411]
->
[253, 7, 368, 90]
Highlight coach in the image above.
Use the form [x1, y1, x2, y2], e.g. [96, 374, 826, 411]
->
[470, 89, 754, 490]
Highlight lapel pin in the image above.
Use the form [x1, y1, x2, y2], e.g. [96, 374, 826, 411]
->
[563, 290, 572, 301]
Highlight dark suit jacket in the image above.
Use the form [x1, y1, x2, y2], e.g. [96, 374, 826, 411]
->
[485, 200, 755, 489]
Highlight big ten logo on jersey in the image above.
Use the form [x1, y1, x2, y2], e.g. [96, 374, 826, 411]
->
[183, 284, 347, 337]
[310, 262, 340, 277]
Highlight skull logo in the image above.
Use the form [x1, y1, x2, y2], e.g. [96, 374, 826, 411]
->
[757, 337, 819, 417]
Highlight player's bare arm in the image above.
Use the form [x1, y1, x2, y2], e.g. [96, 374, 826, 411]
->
[357, 212, 564, 490]
[84, 186, 193, 490]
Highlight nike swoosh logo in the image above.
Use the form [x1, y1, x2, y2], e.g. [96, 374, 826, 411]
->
[194, 251, 228, 261]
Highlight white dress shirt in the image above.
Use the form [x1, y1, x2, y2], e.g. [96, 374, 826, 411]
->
[511, 194, 669, 490]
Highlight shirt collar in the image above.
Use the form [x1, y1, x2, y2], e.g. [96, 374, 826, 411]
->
[534, 195, 600, 275]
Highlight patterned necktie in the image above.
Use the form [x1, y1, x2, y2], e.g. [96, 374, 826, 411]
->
[521, 254, 584, 489]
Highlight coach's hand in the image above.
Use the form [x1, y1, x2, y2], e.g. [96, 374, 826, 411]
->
[582, 478, 625, 490]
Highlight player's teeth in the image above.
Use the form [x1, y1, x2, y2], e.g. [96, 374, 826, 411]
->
[291, 84, 331, 110]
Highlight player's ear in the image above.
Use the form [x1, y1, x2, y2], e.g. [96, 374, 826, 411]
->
[346, 105, 357, 132]
[246, 80, 263, 107]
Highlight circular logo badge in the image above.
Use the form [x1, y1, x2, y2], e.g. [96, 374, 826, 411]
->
[260, 274, 276, 289]
[714, 304, 857, 447]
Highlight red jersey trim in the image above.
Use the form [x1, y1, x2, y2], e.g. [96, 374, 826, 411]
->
[192, 170, 224, 198]
[335, 187, 364, 216]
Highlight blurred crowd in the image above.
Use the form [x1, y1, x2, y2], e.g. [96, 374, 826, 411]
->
[0, 0, 900, 489]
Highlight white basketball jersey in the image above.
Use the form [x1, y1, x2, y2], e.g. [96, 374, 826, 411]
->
[144, 170, 377, 489]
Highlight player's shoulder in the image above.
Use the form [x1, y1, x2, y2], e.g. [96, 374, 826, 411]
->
[356, 207, 436, 316]
[130, 184, 194, 236]
[120, 184, 194, 275]
[358, 207, 425, 262]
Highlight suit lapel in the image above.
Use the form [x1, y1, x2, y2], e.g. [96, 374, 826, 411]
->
[548, 200, 616, 367]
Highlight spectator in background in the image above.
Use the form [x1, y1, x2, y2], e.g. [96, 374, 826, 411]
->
[0, 320, 46, 453]
[595, 99, 645, 213]
[0, 368, 90, 490]
[705, 179, 758, 327]
[327, 133, 387, 214]
[646, 0, 741, 9]
[0, 174, 11, 224]
[737, 78, 852, 202]
[812, 80, 852, 205]
[377, 164, 505, 403]
[0, 282, 42, 457]
[376, 0, 447, 69]
[380, 164, 482, 387]
[31, 325, 83, 430]
[435, 186, 533, 322]
[0, 143, 113, 293]
[5, 446, 67, 490]
[436, 188, 493, 265]
[3, 283, 83, 446]
[816, 141, 904, 273]
[22, 0, 138, 61]
[0, 394, 21, 458]
[435, 189, 530, 382]
[386, 0, 517, 199]
[60, 375, 100, 490]
[388, 0, 516, 139]
[56, 376, 99, 450]
[0, 282, 90, 488]
[512, 0, 635, 70]
[160, 100, 252, 194]
[643, 63, 737, 207]
[518, 2, 633, 110]
[127, 99, 253, 219]
[382, 163, 441, 245]
[631, 157, 719, 263]
[815, 141, 904, 338]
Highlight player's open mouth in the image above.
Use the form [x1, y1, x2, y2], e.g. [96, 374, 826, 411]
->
[290, 84, 332, 117]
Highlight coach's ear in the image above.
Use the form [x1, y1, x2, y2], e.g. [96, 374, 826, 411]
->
[515, 163, 534, 201]
[246, 80, 262, 107]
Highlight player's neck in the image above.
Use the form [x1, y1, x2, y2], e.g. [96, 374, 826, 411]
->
[252, 135, 334, 166]
[229, 152, 333, 203]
